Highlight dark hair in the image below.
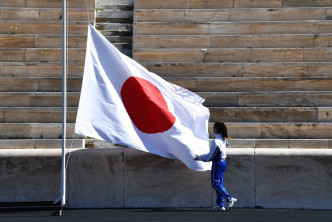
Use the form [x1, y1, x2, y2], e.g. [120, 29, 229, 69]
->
[213, 122, 230, 140]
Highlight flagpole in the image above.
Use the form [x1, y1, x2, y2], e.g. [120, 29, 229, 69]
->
[61, 0, 67, 209]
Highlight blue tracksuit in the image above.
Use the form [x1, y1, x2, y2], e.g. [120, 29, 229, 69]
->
[198, 134, 232, 207]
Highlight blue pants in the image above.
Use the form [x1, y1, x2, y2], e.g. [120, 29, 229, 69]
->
[211, 160, 232, 207]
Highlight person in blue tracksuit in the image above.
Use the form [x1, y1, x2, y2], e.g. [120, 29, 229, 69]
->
[194, 122, 237, 211]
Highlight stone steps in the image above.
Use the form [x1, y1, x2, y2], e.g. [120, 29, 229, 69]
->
[3, 61, 331, 78]
[134, 8, 330, 23]
[142, 62, 332, 78]
[0, 92, 80, 107]
[133, 21, 332, 35]
[0, 123, 77, 139]
[167, 77, 332, 92]
[0, 122, 331, 139]
[0, 8, 94, 22]
[0, 139, 84, 149]
[0, 21, 88, 35]
[2, 76, 332, 92]
[2, 91, 332, 108]
[209, 122, 332, 139]
[0, 106, 331, 123]
[134, 0, 332, 9]
[95, 0, 133, 57]
[133, 47, 332, 63]
[199, 91, 332, 107]
[0, 107, 77, 123]
[86, 138, 332, 149]
[134, 34, 332, 49]
[0, 48, 86, 63]
[0, 62, 84, 77]
[1, 89, 331, 108]
[0, 77, 82, 92]
[0, 34, 87, 48]
[0, 0, 95, 8]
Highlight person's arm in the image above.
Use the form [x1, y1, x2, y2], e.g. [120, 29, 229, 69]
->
[196, 140, 218, 162]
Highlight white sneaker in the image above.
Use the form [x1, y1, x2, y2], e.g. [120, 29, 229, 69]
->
[211, 206, 226, 211]
[227, 198, 237, 209]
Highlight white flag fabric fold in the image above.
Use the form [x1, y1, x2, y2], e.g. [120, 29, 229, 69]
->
[75, 25, 211, 171]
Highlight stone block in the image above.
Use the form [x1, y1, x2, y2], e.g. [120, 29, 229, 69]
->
[184, 10, 229, 23]
[251, 21, 315, 34]
[0, 36, 35, 48]
[68, 148, 124, 208]
[133, 49, 201, 63]
[211, 35, 315, 48]
[0, 93, 30, 107]
[315, 93, 332, 106]
[0, 149, 62, 202]
[30, 123, 76, 139]
[283, 0, 332, 7]
[314, 21, 332, 34]
[0, 49, 25, 62]
[1, 9, 40, 21]
[205, 48, 251, 63]
[123, 148, 212, 208]
[190, 0, 233, 9]
[238, 92, 320, 107]
[255, 149, 332, 209]
[143, 63, 242, 78]
[229, 8, 325, 21]
[228, 139, 255, 148]
[255, 139, 290, 148]
[251, 48, 303, 62]
[304, 48, 332, 62]
[134, 36, 210, 48]
[134, 0, 190, 9]
[318, 108, 332, 122]
[210, 23, 251, 35]
[199, 92, 238, 107]
[134, 10, 184, 22]
[209, 107, 318, 122]
[289, 139, 329, 149]
[134, 23, 210, 35]
[261, 123, 332, 139]
[0, 123, 31, 139]
[0, 0, 25, 7]
[234, 0, 282, 8]
[242, 63, 308, 77]
[224, 122, 262, 139]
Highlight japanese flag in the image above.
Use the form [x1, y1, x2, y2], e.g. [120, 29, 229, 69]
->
[75, 25, 211, 171]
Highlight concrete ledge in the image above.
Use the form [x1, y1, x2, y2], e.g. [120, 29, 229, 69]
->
[0, 148, 331, 209]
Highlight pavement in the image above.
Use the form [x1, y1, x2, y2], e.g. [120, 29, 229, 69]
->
[1, 207, 332, 222]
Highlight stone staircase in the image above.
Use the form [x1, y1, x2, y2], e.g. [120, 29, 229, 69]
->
[133, 0, 332, 148]
[0, 0, 95, 148]
[95, 0, 133, 57]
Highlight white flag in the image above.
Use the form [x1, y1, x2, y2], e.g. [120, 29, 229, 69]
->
[75, 25, 211, 171]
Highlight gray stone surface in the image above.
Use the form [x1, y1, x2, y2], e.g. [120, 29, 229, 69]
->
[123, 148, 212, 208]
[0, 149, 61, 202]
[68, 148, 124, 208]
[255, 149, 332, 209]
[1, 148, 332, 209]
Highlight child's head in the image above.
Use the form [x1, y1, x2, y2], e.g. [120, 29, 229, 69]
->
[213, 122, 230, 139]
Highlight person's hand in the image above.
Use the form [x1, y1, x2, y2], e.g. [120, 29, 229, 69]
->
[194, 155, 198, 161]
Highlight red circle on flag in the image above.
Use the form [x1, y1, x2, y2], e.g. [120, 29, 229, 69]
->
[121, 76, 176, 134]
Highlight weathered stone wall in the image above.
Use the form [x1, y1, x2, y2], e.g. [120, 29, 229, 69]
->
[1, 148, 331, 209]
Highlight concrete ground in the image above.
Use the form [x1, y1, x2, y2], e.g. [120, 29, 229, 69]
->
[1, 207, 332, 222]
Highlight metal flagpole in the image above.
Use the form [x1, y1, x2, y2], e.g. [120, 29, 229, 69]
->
[61, 0, 67, 209]
[52, 0, 67, 216]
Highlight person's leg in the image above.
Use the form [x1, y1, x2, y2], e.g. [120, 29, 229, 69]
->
[211, 162, 225, 210]
[212, 161, 232, 202]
